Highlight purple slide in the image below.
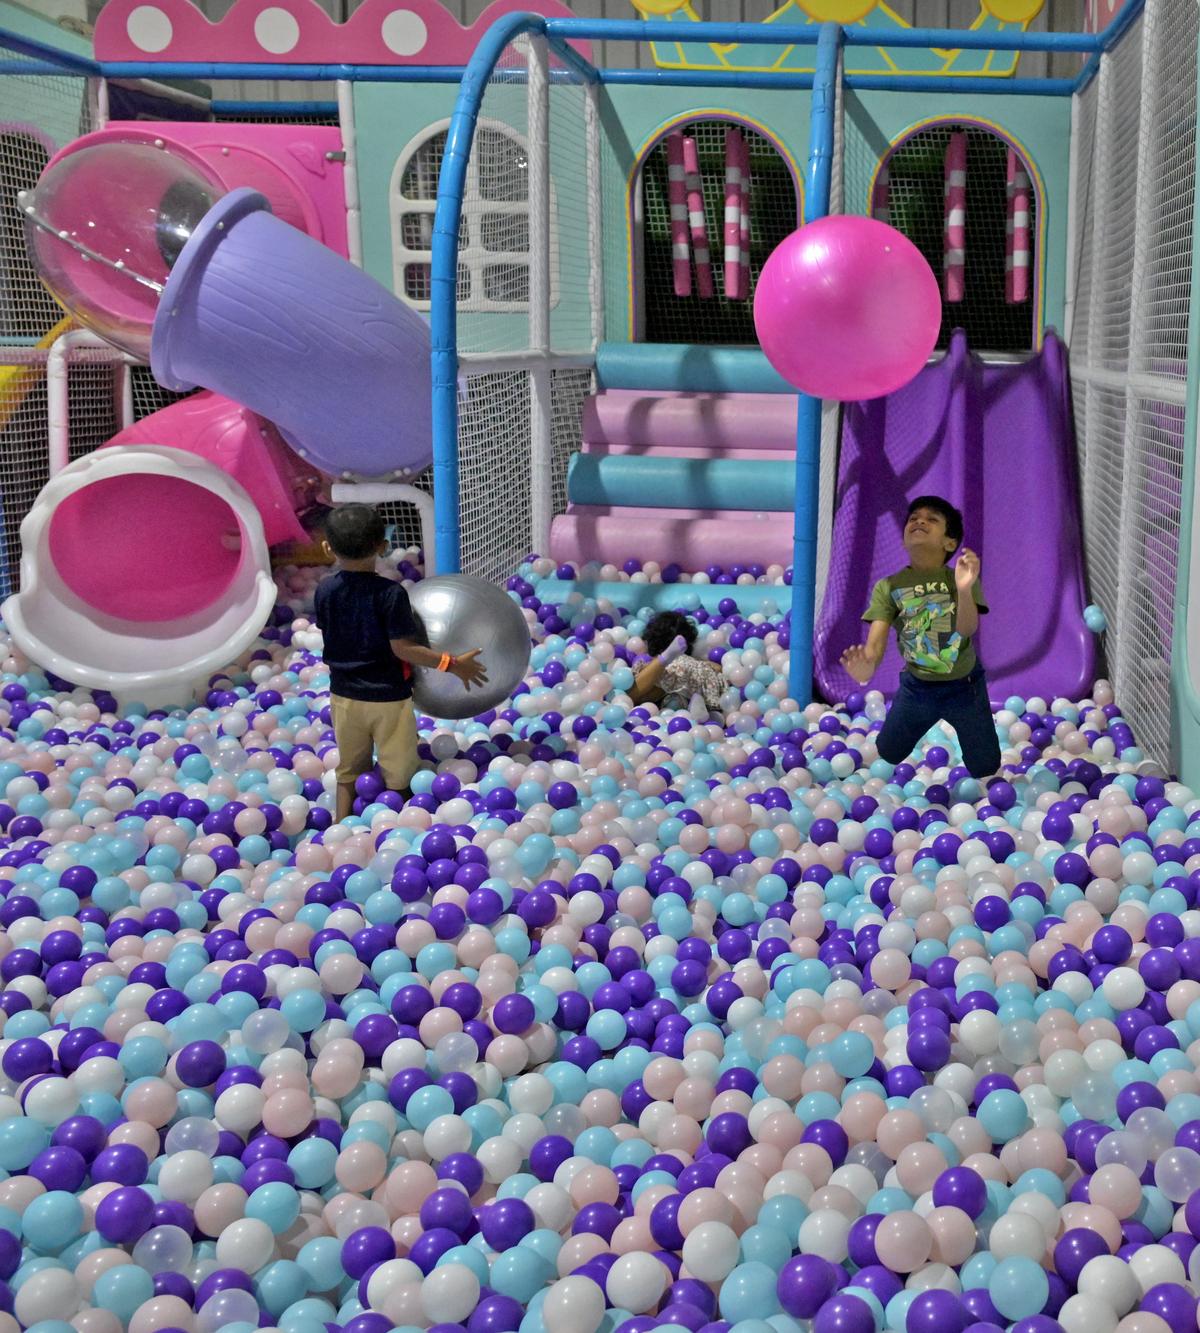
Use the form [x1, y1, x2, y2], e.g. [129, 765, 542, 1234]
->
[814, 330, 1095, 705]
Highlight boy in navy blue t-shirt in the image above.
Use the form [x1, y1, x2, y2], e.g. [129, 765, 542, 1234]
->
[314, 505, 486, 819]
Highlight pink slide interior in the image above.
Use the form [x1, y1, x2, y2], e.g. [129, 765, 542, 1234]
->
[106, 390, 311, 548]
[49, 474, 242, 622]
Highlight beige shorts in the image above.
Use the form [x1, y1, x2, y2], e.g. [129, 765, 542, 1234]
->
[330, 694, 418, 791]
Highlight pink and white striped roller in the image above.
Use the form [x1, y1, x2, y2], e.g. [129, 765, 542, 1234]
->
[943, 130, 966, 304]
[723, 128, 744, 300]
[1006, 147, 1031, 304]
[736, 130, 751, 300]
[871, 165, 890, 223]
[666, 132, 691, 298]
[682, 135, 714, 299]
[723, 129, 752, 301]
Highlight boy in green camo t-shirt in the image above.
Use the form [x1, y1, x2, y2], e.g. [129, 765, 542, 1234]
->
[841, 495, 1001, 779]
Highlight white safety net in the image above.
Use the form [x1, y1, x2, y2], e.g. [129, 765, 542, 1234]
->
[1067, 0, 1197, 767]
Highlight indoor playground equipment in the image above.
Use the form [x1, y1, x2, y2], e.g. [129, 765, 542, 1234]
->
[0, 0, 1190, 786]
[2, 6, 1200, 1333]
[5, 135, 434, 701]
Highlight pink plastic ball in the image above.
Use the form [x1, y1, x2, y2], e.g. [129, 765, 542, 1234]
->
[753, 215, 941, 401]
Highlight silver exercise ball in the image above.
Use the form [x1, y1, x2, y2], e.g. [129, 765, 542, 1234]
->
[410, 575, 531, 720]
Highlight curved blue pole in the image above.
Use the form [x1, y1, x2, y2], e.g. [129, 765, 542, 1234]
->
[787, 21, 841, 707]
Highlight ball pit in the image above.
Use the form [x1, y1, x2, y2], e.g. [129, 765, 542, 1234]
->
[0, 543, 1193, 1333]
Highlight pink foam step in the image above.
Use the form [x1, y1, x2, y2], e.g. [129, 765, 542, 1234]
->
[583, 389, 798, 452]
[580, 441, 785, 462]
[550, 505, 793, 569]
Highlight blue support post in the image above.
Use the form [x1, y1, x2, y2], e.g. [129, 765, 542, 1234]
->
[787, 21, 841, 708]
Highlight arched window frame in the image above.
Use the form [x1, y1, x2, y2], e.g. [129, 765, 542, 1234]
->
[868, 117, 1045, 352]
[390, 116, 560, 315]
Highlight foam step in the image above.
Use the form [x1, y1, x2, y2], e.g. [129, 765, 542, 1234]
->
[567, 453, 794, 512]
[550, 505, 793, 569]
[531, 577, 788, 616]
[595, 342, 794, 394]
[583, 389, 798, 452]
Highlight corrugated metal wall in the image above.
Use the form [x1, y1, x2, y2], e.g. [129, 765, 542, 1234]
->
[198, 0, 1087, 100]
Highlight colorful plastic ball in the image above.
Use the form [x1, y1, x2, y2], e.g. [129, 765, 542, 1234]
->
[754, 215, 941, 400]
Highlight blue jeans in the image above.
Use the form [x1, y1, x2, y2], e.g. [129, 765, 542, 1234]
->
[876, 664, 1001, 779]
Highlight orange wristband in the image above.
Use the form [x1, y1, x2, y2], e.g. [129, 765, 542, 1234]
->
[438, 653, 452, 672]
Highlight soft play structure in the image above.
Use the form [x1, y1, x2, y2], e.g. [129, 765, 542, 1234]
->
[0, 0, 1196, 780]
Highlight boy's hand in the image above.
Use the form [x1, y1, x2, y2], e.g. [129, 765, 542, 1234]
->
[840, 644, 876, 685]
[955, 548, 981, 592]
[451, 649, 488, 689]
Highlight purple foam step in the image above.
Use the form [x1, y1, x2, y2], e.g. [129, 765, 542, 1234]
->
[549, 504, 793, 569]
[583, 389, 799, 452]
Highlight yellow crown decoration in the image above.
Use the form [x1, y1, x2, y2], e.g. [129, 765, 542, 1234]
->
[630, 0, 1045, 77]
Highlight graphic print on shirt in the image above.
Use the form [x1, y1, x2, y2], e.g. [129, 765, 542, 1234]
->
[893, 582, 962, 676]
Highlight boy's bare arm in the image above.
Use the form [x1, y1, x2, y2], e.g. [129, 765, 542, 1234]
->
[841, 620, 891, 685]
[390, 638, 487, 688]
[954, 548, 981, 637]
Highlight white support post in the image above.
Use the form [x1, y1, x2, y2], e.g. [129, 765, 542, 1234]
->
[584, 81, 604, 351]
[118, 363, 135, 431]
[47, 329, 132, 477]
[330, 482, 436, 574]
[527, 33, 553, 560]
[95, 77, 109, 129]
[337, 80, 364, 269]
[1113, 1, 1159, 690]
[830, 50, 844, 217]
[1080, 47, 1113, 620]
[1063, 89, 1083, 347]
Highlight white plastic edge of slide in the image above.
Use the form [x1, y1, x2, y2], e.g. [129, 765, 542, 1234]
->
[1, 444, 277, 704]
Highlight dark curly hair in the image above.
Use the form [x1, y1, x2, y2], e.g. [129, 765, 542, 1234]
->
[645, 610, 697, 658]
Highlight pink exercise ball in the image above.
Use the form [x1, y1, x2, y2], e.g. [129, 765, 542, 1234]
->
[753, 215, 941, 402]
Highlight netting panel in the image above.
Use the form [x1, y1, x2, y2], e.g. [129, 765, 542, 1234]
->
[1141, 8, 1197, 378]
[457, 370, 533, 582]
[550, 367, 592, 527]
[877, 123, 1036, 353]
[1090, 14, 1142, 375]
[546, 48, 599, 357]
[1067, 0, 1197, 768]
[639, 119, 799, 346]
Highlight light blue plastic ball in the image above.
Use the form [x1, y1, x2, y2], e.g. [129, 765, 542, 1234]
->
[988, 1256, 1048, 1322]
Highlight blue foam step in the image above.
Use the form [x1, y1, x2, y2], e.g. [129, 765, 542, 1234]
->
[531, 577, 788, 617]
[567, 452, 795, 512]
[595, 342, 795, 394]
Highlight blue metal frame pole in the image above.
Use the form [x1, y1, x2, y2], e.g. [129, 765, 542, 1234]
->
[544, 17, 1099, 52]
[99, 61, 467, 80]
[210, 100, 339, 113]
[599, 68, 814, 89]
[0, 24, 98, 73]
[788, 20, 841, 707]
